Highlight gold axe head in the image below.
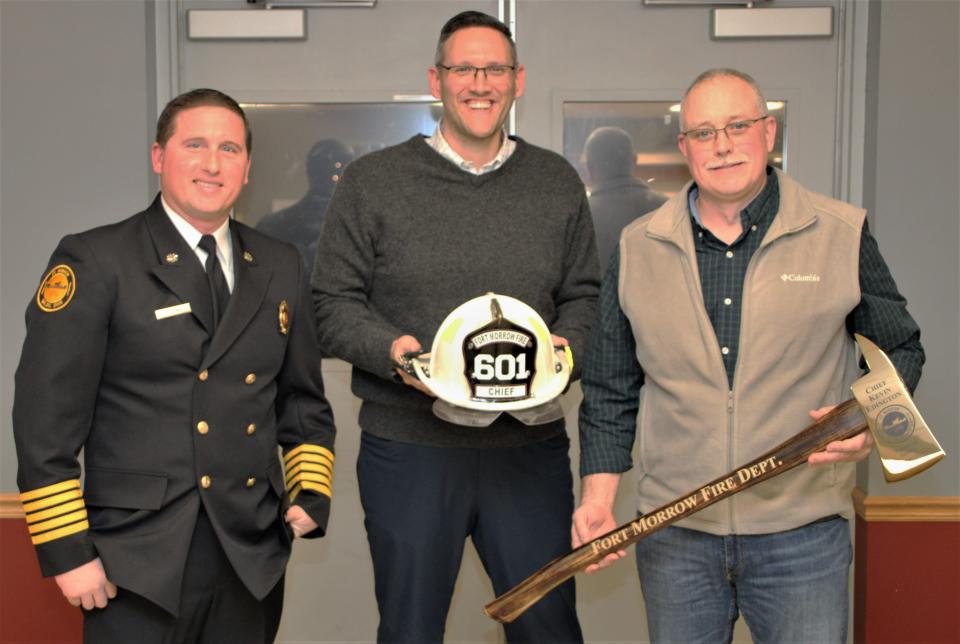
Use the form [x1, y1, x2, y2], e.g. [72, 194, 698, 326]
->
[851, 334, 944, 482]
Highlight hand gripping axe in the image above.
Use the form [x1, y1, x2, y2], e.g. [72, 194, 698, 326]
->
[484, 334, 945, 624]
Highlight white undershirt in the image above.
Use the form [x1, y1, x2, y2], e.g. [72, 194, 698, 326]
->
[426, 122, 516, 175]
[161, 196, 235, 292]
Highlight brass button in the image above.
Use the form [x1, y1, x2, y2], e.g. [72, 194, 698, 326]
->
[246, 423, 256, 435]
[198, 369, 209, 381]
[244, 373, 257, 385]
[197, 420, 209, 435]
[246, 477, 256, 488]
[200, 475, 211, 489]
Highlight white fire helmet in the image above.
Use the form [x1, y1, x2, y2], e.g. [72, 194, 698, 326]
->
[409, 293, 572, 426]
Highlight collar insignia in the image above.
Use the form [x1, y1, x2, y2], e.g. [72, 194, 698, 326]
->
[278, 300, 290, 335]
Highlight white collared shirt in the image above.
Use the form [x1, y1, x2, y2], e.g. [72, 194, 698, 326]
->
[161, 196, 235, 292]
[426, 122, 516, 175]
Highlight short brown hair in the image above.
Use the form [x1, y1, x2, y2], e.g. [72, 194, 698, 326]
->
[155, 88, 252, 153]
[435, 11, 517, 67]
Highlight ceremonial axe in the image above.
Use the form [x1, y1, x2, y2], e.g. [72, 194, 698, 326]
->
[484, 334, 945, 624]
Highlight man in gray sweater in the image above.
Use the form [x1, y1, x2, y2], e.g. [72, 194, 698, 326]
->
[312, 11, 597, 644]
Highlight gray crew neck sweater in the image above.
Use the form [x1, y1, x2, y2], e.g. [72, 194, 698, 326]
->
[312, 135, 599, 448]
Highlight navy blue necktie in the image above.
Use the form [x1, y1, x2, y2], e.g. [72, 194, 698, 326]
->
[198, 235, 230, 329]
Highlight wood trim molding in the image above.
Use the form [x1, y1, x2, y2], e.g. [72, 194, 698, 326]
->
[9, 490, 959, 521]
[853, 487, 960, 522]
[1, 493, 24, 519]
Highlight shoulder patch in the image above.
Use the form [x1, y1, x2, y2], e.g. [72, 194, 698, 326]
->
[36, 264, 76, 313]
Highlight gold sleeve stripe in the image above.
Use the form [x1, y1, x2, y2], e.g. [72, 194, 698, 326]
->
[25, 499, 86, 524]
[19, 479, 81, 502]
[289, 481, 332, 502]
[284, 462, 332, 485]
[284, 444, 334, 465]
[28, 510, 89, 535]
[300, 480, 332, 497]
[285, 471, 331, 489]
[285, 461, 332, 476]
[286, 472, 332, 490]
[31, 520, 89, 546]
[285, 452, 334, 471]
[21, 489, 83, 513]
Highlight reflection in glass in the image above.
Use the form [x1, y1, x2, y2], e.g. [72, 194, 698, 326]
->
[564, 101, 786, 269]
[236, 102, 442, 267]
[254, 139, 352, 271]
[581, 126, 669, 273]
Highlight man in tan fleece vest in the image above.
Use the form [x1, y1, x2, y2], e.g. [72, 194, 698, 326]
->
[572, 69, 923, 644]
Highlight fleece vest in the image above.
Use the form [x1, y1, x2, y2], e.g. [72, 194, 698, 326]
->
[619, 170, 865, 534]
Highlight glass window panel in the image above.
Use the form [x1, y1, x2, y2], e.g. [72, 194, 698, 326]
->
[563, 100, 786, 270]
[235, 102, 441, 269]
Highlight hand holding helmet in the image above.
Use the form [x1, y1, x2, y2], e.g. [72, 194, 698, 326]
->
[396, 293, 573, 426]
[390, 334, 435, 396]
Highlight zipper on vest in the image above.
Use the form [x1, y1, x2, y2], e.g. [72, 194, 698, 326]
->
[728, 240, 764, 535]
[726, 389, 736, 532]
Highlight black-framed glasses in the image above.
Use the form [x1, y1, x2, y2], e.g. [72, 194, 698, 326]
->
[681, 115, 771, 144]
[436, 63, 516, 80]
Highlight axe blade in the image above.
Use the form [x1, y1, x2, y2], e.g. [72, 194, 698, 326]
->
[851, 334, 944, 482]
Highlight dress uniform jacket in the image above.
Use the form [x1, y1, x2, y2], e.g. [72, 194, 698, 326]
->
[13, 196, 336, 615]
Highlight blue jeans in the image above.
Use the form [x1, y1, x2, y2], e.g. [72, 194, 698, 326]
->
[635, 517, 851, 644]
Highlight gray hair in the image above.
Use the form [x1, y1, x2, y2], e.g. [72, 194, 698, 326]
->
[679, 68, 768, 130]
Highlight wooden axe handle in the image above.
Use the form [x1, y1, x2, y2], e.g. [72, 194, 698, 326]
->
[484, 398, 867, 623]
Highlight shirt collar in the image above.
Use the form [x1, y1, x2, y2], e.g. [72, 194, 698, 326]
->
[160, 195, 233, 264]
[688, 166, 777, 232]
[426, 121, 516, 175]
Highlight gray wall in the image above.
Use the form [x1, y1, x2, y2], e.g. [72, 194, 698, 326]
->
[859, 0, 959, 496]
[517, 0, 841, 196]
[1, 0, 154, 490]
[1, 1, 957, 643]
[179, 0, 494, 101]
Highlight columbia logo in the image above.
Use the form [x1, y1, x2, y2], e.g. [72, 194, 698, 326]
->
[780, 273, 821, 282]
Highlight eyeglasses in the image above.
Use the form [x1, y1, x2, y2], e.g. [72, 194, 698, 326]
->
[681, 116, 770, 145]
[436, 63, 517, 81]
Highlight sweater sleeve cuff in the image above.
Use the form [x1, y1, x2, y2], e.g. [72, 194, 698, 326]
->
[359, 325, 409, 381]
